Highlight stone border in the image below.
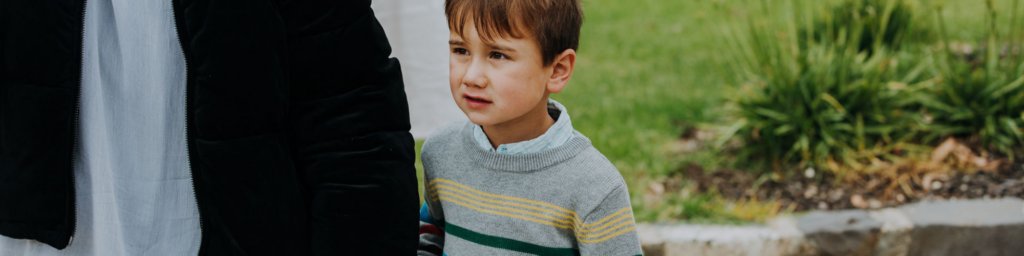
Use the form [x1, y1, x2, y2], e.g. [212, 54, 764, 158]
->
[639, 198, 1024, 256]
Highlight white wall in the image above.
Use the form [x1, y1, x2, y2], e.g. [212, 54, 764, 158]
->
[372, 0, 466, 139]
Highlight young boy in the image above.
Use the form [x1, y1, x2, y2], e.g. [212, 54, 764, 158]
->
[417, 0, 643, 255]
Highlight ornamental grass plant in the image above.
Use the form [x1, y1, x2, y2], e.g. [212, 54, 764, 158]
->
[717, 0, 935, 179]
[915, 0, 1024, 158]
[807, 0, 932, 53]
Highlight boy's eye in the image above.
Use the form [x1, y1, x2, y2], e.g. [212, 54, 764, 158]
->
[453, 48, 469, 55]
[490, 52, 509, 60]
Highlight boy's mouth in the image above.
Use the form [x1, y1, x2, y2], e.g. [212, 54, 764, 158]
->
[464, 94, 492, 108]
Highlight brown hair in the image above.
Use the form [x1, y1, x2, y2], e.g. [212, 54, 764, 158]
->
[445, 0, 583, 66]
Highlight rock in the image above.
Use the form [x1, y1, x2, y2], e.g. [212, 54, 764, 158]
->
[637, 224, 665, 256]
[851, 195, 868, 209]
[829, 189, 845, 202]
[804, 186, 818, 199]
[797, 210, 882, 256]
[672, 139, 700, 153]
[658, 224, 801, 256]
[900, 198, 1024, 256]
[869, 208, 914, 256]
[639, 199, 1024, 256]
[650, 182, 665, 196]
[868, 199, 883, 209]
[923, 173, 949, 191]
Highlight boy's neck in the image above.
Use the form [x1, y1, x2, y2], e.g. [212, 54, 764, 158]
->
[481, 97, 556, 149]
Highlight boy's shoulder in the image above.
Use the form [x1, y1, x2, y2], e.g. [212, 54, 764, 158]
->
[429, 119, 471, 138]
[561, 136, 626, 188]
[421, 120, 473, 156]
[546, 134, 629, 213]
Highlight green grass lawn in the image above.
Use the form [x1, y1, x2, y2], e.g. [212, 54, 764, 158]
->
[414, 0, 1010, 223]
[558, 0, 736, 222]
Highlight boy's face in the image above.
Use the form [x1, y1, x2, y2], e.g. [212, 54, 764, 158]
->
[449, 22, 554, 127]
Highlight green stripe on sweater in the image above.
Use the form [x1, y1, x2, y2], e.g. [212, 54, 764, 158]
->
[446, 222, 580, 256]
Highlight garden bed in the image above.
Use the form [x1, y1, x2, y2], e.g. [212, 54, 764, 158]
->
[651, 0, 1024, 221]
[666, 162, 1024, 212]
[660, 124, 1024, 218]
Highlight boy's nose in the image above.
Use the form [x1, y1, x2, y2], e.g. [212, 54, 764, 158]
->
[462, 61, 488, 88]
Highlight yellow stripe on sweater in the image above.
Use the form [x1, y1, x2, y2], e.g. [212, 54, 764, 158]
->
[578, 211, 634, 235]
[430, 184, 576, 221]
[429, 184, 594, 233]
[437, 191, 634, 242]
[427, 178, 636, 241]
[429, 189, 585, 236]
[429, 179, 632, 231]
[434, 190, 575, 226]
[579, 226, 638, 244]
[581, 207, 631, 229]
[432, 188, 632, 234]
[437, 193, 575, 229]
[429, 179, 575, 215]
[577, 219, 634, 239]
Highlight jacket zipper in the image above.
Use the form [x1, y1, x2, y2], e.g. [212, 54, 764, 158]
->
[68, 0, 89, 247]
[169, 0, 205, 251]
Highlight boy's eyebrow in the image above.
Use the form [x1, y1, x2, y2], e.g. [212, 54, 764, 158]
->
[448, 39, 516, 52]
[487, 44, 517, 52]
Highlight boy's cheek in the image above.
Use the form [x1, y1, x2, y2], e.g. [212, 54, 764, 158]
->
[449, 66, 467, 87]
[449, 71, 463, 93]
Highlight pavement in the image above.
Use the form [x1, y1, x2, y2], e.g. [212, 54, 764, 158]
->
[640, 198, 1024, 256]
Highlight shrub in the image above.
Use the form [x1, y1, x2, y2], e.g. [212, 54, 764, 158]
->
[716, 0, 932, 178]
[915, 0, 1024, 158]
[805, 0, 931, 53]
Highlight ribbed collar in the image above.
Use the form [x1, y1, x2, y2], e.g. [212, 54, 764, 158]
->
[461, 121, 592, 172]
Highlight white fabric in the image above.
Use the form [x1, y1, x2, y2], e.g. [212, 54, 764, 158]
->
[372, 0, 464, 139]
[472, 99, 575, 155]
[0, 0, 201, 255]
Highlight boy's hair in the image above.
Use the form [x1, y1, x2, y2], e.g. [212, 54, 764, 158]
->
[445, 0, 583, 66]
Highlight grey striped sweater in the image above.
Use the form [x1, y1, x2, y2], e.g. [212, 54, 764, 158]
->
[417, 121, 643, 256]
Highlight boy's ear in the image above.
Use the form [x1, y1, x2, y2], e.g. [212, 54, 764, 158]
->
[547, 49, 576, 93]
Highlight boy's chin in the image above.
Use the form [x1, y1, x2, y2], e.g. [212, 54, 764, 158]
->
[465, 113, 502, 127]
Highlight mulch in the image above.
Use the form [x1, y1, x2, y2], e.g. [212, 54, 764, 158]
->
[666, 163, 1024, 212]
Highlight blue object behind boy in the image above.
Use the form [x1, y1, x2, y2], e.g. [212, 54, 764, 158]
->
[417, 0, 643, 255]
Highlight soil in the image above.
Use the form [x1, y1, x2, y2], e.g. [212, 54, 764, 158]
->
[666, 123, 1024, 212]
[666, 163, 1024, 212]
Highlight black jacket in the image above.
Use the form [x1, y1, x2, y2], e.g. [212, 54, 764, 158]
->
[0, 0, 419, 255]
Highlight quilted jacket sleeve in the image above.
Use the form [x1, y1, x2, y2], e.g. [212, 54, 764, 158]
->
[282, 0, 419, 255]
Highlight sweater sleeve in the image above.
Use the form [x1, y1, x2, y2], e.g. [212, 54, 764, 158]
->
[418, 201, 446, 255]
[578, 184, 643, 256]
